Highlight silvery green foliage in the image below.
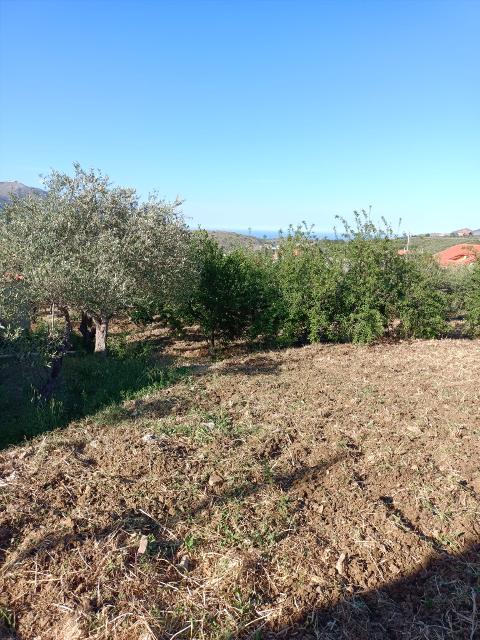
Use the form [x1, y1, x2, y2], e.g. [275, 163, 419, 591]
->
[0, 164, 192, 336]
[0, 250, 33, 358]
[0, 277, 31, 331]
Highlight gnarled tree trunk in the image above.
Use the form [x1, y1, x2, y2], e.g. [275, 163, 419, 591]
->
[92, 316, 109, 355]
[60, 307, 72, 348]
[39, 313, 73, 400]
[79, 311, 95, 350]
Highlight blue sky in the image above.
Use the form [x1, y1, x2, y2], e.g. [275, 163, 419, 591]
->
[0, 0, 479, 234]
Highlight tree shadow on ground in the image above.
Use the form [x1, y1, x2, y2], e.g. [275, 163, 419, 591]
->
[140, 323, 283, 363]
[214, 355, 281, 376]
[0, 353, 191, 449]
[183, 452, 348, 525]
[1, 444, 478, 640]
[0, 453, 347, 570]
[244, 542, 480, 640]
[0, 325, 281, 450]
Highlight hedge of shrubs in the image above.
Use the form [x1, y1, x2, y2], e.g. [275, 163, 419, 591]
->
[150, 211, 479, 348]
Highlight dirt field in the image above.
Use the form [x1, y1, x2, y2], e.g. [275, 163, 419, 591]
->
[1, 338, 479, 639]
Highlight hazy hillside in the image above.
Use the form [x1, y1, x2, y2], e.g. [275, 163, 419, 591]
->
[0, 181, 46, 206]
[211, 230, 480, 255]
[208, 229, 274, 251]
[407, 234, 480, 253]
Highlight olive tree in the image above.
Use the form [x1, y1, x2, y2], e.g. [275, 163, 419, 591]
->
[466, 256, 480, 335]
[0, 274, 32, 359]
[0, 164, 192, 354]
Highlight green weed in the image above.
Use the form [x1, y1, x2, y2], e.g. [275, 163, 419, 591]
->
[0, 353, 188, 449]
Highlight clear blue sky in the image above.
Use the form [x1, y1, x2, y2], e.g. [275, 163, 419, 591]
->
[1, 0, 479, 234]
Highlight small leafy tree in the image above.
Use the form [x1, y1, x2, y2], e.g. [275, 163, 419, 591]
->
[0, 164, 191, 354]
[440, 263, 472, 321]
[330, 211, 447, 342]
[397, 254, 447, 339]
[275, 212, 448, 345]
[466, 256, 480, 335]
[333, 211, 402, 343]
[275, 224, 342, 344]
[186, 232, 280, 349]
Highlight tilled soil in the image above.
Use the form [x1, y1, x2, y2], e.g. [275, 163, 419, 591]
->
[0, 339, 479, 639]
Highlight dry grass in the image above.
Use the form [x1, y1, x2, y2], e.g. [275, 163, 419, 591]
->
[1, 338, 479, 639]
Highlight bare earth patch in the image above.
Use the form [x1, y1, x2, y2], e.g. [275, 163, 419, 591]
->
[0, 339, 479, 639]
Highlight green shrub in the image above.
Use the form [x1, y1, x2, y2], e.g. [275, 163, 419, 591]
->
[275, 212, 448, 344]
[275, 225, 342, 344]
[397, 255, 447, 338]
[334, 213, 401, 342]
[186, 232, 281, 348]
[466, 258, 480, 335]
[440, 264, 473, 319]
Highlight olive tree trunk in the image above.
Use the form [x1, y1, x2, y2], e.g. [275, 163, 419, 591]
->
[92, 316, 109, 355]
[39, 313, 73, 400]
[79, 311, 95, 350]
[60, 307, 72, 347]
[208, 329, 216, 355]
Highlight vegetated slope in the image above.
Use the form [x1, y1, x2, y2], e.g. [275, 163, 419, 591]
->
[407, 234, 480, 254]
[0, 181, 46, 206]
[0, 339, 479, 639]
[207, 230, 273, 251]
[207, 232, 479, 255]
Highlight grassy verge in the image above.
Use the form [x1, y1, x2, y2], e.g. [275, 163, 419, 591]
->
[0, 339, 188, 449]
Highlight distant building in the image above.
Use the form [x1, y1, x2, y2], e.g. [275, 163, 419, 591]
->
[453, 228, 473, 237]
[435, 244, 480, 267]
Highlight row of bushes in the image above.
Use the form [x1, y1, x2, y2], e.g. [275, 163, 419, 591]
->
[138, 212, 480, 348]
[4, 166, 478, 445]
[1, 165, 479, 359]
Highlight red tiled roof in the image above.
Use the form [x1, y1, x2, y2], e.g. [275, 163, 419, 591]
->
[435, 244, 480, 266]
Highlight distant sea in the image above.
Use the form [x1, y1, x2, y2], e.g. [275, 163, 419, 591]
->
[216, 228, 338, 240]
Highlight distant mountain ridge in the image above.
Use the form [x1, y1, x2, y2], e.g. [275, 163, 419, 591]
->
[0, 181, 46, 206]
